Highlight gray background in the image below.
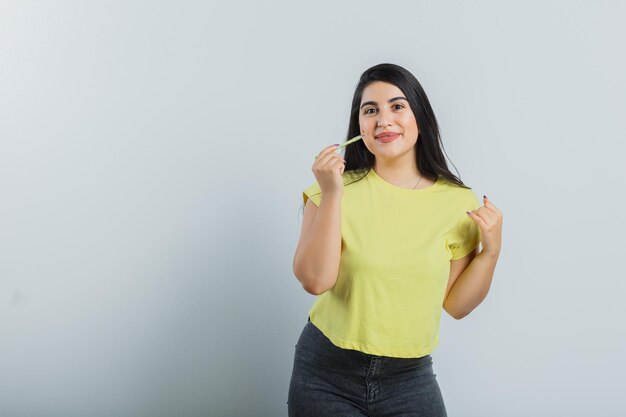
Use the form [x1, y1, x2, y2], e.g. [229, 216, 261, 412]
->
[1, 1, 625, 416]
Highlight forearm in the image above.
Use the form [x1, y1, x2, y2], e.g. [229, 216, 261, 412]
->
[294, 194, 342, 294]
[444, 249, 500, 319]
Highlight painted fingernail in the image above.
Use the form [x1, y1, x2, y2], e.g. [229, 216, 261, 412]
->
[334, 143, 340, 146]
[466, 211, 472, 215]
[483, 195, 487, 199]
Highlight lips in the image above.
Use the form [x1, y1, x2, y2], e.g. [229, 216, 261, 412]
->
[376, 133, 400, 143]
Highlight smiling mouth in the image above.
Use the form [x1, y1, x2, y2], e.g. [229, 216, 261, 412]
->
[376, 133, 400, 143]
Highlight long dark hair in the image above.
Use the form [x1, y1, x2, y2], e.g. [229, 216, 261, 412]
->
[299, 63, 472, 216]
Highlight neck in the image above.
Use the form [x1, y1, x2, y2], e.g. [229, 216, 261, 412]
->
[373, 155, 423, 187]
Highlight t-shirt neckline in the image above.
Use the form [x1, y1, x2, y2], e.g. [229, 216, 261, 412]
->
[368, 168, 441, 193]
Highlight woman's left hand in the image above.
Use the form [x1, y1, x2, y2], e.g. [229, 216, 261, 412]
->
[467, 195, 502, 257]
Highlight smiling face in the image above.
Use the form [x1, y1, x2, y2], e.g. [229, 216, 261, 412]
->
[358, 81, 419, 163]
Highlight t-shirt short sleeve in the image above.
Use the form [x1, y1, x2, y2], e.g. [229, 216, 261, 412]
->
[302, 180, 322, 207]
[447, 190, 482, 260]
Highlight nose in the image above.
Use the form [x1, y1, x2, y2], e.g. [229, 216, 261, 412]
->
[376, 110, 392, 128]
[377, 118, 391, 128]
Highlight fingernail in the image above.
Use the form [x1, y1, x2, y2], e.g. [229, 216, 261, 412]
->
[483, 195, 487, 199]
[466, 211, 471, 215]
[334, 143, 340, 146]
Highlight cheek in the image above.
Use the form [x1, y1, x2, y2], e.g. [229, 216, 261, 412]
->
[403, 115, 419, 131]
[399, 113, 416, 127]
[359, 119, 373, 133]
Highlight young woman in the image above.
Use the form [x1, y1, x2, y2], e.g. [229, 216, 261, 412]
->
[288, 63, 503, 416]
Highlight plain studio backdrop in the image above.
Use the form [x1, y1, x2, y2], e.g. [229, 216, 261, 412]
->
[1, 1, 624, 416]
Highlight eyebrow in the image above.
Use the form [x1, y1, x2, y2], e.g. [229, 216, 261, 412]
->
[360, 96, 408, 110]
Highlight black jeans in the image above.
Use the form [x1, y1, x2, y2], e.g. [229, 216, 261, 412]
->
[288, 317, 448, 416]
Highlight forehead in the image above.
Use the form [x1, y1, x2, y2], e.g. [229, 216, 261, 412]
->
[360, 81, 404, 102]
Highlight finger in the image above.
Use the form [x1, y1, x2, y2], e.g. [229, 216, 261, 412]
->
[315, 151, 342, 167]
[314, 144, 340, 160]
[466, 210, 488, 228]
[482, 195, 502, 216]
[321, 154, 346, 169]
[473, 208, 495, 225]
[313, 154, 341, 171]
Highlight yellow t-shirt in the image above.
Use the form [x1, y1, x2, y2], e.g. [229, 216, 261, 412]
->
[301, 168, 481, 358]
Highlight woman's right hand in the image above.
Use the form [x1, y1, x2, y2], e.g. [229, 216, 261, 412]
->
[312, 144, 346, 197]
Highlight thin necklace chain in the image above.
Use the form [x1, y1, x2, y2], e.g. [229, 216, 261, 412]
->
[374, 165, 424, 190]
[411, 175, 423, 189]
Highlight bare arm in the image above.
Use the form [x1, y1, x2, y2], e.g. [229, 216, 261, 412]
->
[293, 194, 342, 295]
[443, 248, 498, 320]
[444, 195, 502, 319]
[443, 246, 478, 319]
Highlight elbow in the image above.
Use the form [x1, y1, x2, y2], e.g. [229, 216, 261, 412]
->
[293, 264, 335, 295]
[301, 277, 333, 295]
[449, 311, 467, 320]
[452, 308, 471, 320]
[452, 314, 467, 320]
[444, 302, 467, 320]
[303, 283, 325, 296]
[295, 278, 328, 295]
[447, 310, 463, 320]
[293, 269, 328, 296]
[306, 277, 337, 295]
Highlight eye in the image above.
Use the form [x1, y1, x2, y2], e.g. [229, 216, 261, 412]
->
[363, 104, 405, 115]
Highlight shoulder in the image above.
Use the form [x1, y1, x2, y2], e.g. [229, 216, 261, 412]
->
[438, 178, 480, 208]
